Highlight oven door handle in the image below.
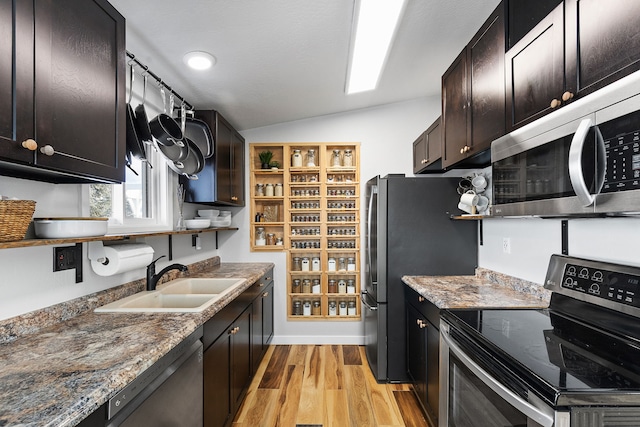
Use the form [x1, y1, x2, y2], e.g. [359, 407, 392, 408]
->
[441, 329, 554, 427]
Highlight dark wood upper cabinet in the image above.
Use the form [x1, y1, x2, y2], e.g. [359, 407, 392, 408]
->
[442, 4, 504, 169]
[506, 0, 562, 49]
[564, 0, 640, 98]
[505, 4, 564, 132]
[0, 0, 126, 183]
[413, 117, 443, 174]
[183, 110, 245, 206]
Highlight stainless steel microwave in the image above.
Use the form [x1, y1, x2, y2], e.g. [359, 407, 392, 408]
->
[491, 72, 640, 217]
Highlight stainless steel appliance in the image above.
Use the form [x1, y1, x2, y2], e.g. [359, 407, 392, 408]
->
[105, 327, 203, 427]
[363, 175, 477, 382]
[492, 71, 640, 217]
[440, 255, 640, 427]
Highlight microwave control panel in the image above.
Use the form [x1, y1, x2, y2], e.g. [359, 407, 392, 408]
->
[601, 109, 640, 193]
[561, 263, 640, 309]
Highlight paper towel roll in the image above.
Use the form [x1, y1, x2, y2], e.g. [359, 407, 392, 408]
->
[91, 243, 154, 276]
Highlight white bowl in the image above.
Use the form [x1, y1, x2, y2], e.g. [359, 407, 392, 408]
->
[218, 210, 232, 217]
[34, 218, 108, 238]
[197, 209, 219, 218]
[184, 218, 211, 229]
[211, 217, 232, 227]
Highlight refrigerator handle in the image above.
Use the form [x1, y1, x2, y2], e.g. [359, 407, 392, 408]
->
[366, 186, 376, 286]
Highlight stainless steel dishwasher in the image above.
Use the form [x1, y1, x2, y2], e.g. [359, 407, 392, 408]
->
[105, 327, 203, 427]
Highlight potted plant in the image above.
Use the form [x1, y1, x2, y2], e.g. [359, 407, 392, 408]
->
[258, 150, 273, 169]
[270, 160, 280, 170]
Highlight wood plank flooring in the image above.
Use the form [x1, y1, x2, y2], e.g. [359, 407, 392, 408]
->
[232, 345, 430, 427]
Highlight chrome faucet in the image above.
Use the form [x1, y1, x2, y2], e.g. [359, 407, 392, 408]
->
[146, 255, 188, 291]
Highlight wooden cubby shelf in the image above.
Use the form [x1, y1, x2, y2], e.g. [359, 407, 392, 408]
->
[249, 142, 360, 321]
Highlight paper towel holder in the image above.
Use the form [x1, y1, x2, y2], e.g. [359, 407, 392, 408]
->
[88, 241, 108, 264]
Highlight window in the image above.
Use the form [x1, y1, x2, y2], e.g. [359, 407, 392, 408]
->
[88, 150, 172, 232]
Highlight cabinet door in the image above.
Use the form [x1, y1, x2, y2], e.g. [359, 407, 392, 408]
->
[506, 0, 562, 49]
[262, 281, 274, 346]
[251, 280, 274, 373]
[216, 116, 234, 204]
[0, 0, 34, 164]
[506, 4, 564, 132]
[204, 332, 232, 427]
[230, 130, 245, 206]
[406, 303, 427, 411]
[469, 6, 505, 153]
[412, 132, 428, 174]
[33, 0, 125, 182]
[442, 49, 469, 168]
[565, 0, 640, 99]
[426, 120, 441, 167]
[231, 308, 252, 415]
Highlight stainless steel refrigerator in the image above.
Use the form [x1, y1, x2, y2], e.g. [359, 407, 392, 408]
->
[362, 174, 478, 382]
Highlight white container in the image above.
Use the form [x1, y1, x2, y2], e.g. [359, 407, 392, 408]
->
[347, 257, 356, 271]
[339, 301, 347, 316]
[184, 218, 211, 229]
[197, 209, 219, 218]
[265, 183, 274, 197]
[311, 257, 320, 271]
[275, 183, 283, 197]
[328, 258, 336, 271]
[34, 218, 108, 238]
[301, 257, 310, 271]
[291, 149, 302, 167]
[303, 301, 311, 316]
[338, 279, 346, 294]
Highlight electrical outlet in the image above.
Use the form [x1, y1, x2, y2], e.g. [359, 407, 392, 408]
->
[54, 246, 77, 271]
[502, 237, 511, 254]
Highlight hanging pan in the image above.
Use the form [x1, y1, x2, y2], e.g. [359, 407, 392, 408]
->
[124, 63, 139, 176]
[183, 115, 214, 159]
[149, 85, 183, 147]
[168, 138, 204, 180]
[133, 72, 154, 147]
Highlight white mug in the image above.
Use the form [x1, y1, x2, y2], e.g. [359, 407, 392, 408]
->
[458, 202, 474, 214]
[476, 195, 489, 212]
[460, 190, 478, 206]
[471, 174, 487, 191]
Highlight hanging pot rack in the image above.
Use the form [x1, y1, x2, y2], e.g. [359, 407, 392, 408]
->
[126, 51, 193, 111]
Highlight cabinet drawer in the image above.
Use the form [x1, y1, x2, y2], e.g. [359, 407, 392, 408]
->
[245, 269, 274, 300]
[404, 286, 440, 328]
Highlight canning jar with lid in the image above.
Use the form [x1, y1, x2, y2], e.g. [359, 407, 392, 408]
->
[265, 183, 274, 197]
[312, 300, 321, 315]
[292, 149, 302, 167]
[331, 149, 342, 167]
[306, 149, 316, 167]
[266, 233, 276, 246]
[293, 301, 303, 315]
[343, 149, 353, 167]
[292, 257, 302, 271]
[338, 257, 346, 271]
[274, 183, 283, 197]
[255, 227, 266, 246]
[255, 183, 264, 196]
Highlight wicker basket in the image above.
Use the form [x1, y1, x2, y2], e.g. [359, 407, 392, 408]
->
[0, 200, 36, 242]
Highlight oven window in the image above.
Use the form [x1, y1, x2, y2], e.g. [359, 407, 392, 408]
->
[449, 354, 531, 427]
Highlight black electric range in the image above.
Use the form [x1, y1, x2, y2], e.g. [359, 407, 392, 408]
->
[440, 255, 640, 426]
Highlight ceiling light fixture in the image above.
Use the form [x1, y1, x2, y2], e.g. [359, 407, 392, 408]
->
[346, 0, 407, 94]
[183, 51, 216, 70]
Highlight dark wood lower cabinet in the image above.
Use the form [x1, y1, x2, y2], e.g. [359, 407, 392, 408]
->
[204, 269, 274, 427]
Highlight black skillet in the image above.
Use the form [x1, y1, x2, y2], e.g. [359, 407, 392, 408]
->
[125, 64, 139, 175]
[134, 73, 154, 148]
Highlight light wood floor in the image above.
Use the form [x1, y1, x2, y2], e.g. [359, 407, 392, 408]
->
[232, 345, 430, 427]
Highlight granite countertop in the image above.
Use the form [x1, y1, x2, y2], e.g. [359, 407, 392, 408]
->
[402, 268, 551, 310]
[0, 259, 274, 427]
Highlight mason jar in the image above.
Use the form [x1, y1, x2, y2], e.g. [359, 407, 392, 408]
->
[343, 149, 353, 167]
[347, 301, 356, 315]
[255, 183, 264, 196]
[328, 300, 337, 316]
[331, 149, 342, 167]
[292, 279, 301, 293]
[347, 279, 356, 294]
[302, 279, 311, 293]
[292, 257, 302, 271]
[274, 183, 283, 197]
[347, 257, 356, 271]
[291, 149, 303, 167]
[255, 227, 266, 246]
[328, 279, 337, 293]
[265, 183, 274, 197]
[266, 233, 276, 246]
[338, 279, 347, 294]
[293, 300, 303, 316]
[306, 149, 316, 167]
[339, 301, 348, 316]
[312, 300, 321, 315]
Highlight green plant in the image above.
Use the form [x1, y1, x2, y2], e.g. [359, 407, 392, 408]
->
[258, 150, 273, 165]
[270, 160, 280, 168]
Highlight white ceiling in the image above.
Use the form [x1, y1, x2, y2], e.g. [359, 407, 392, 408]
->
[109, 0, 501, 131]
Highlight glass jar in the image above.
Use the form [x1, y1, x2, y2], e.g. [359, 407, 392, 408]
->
[338, 279, 347, 294]
[312, 279, 321, 293]
[347, 279, 355, 294]
[312, 300, 321, 315]
[292, 279, 301, 293]
[255, 227, 266, 246]
[328, 257, 336, 271]
[338, 257, 346, 271]
[328, 300, 337, 316]
[301, 257, 310, 271]
[275, 183, 283, 197]
[347, 257, 356, 271]
[266, 233, 276, 246]
[331, 149, 342, 167]
[328, 279, 337, 293]
[291, 149, 303, 167]
[292, 257, 302, 271]
[293, 300, 303, 316]
[306, 149, 316, 167]
[275, 237, 283, 246]
[347, 301, 356, 316]
[302, 279, 311, 293]
[339, 301, 348, 316]
[311, 257, 320, 271]
[255, 183, 264, 196]
[303, 300, 311, 316]
[265, 183, 274, 197]
[343, 149, 353, 167]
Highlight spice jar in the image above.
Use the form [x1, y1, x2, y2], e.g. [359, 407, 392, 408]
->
[312, 257, 320, 271]
[339, 301, 348, 316]
[266, 233, 276, 246]
[255, 183, 264, 196]
[293, 301, 303, 316]
[338, 279, 347, 294]
[301, 257, 310, 271]
[347, 279, 356, 294]
[306, 149, 316, 167]
[265, 183, 274, 197]
[328, 279, 337, 293]
[347, 257, 356, 271]
[347, 301, 356, 315]
[328, 300, 337, 316]
[291, 149, 303, 167]
[292, 257, 302, 271]
[312, 300, 321, 315]
[338, 257, 346, 271]
[255, 227, 266, 246]
[328, 257, 336, 272]
[292, 279, 301, 293]
[275, 237, 283, 246]
[302, 279, 311, 293]
[343, 149, 353, 167]
[312, 279, 321, 294]
[303, 301, 311, 316]
[331, 149, 342, 167]
[275, 183, 283, 197]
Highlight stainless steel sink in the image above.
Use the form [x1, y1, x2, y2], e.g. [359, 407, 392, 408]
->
[95, 277, 246, 313]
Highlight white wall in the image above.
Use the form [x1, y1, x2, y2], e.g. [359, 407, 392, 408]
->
[221, 96, 442, 344]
